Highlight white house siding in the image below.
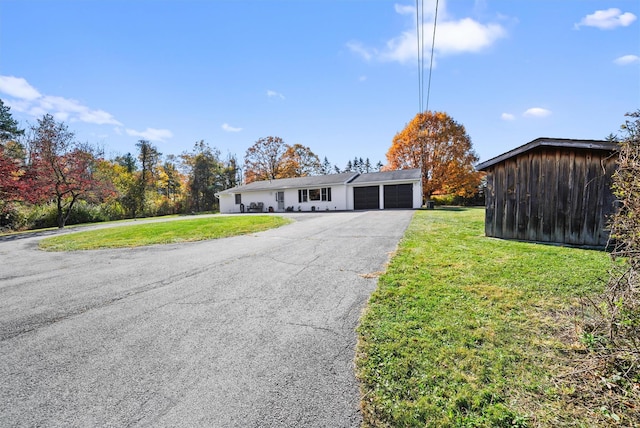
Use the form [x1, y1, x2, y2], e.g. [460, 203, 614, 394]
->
[218, 185, 350, 213]
[218, 193, 236, 214]
[216, 169, 423, 213]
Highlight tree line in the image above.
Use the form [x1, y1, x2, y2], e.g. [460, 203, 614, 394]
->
[0, 113, 243, 229]
[1, 99, 484, 231]
[242, 110, 485, 203]
[2, 97, 483, 231]
[0, 100, 393, 230]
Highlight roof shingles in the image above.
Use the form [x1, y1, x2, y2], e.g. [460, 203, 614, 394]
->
[217, 169, 422, 194]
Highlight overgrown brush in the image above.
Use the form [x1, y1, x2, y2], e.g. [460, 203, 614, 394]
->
[569, 111, 640, 425]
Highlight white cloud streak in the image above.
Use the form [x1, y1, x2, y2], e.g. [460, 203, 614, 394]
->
[614, 54, 640, 65]
[523, 107, 551, 118]
[125, 128, 173, 142]
[347, 2, 507, 65]
[394, 4, 415, 15]
[346, 41, 373, 62]
[0, 74, 122, 126]
[222, 123, 242, 132]
[267, 90, 285, 99]
[0, 75, 174, 143]
[0, 75, 41, 100]
[501, 113, 515, 121]
[575, 8, 637, 30]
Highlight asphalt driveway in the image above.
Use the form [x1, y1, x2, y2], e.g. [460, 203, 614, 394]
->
[0, 210, 414, 427]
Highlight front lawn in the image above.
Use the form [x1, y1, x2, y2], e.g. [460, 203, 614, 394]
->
[357, 208, 615, 427]
[39, 215, 291, 251]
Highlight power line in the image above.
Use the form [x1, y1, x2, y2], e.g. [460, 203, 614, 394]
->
[415, 0, 423, 113]
[425, 0, 439, 113]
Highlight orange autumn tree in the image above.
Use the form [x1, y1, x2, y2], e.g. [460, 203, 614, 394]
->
[279, 143, 322, 178]
[386, 111, 482, 202]
[244, 137, 321, 183]
[244, 136, 289, 183]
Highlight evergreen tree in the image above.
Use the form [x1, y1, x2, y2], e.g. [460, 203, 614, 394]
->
[0, 99, 24, 143]
[321, 156, 333, 175]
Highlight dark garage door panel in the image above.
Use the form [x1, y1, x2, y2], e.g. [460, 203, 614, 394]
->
[384, 184, 413, 209]
[354, 186, 380, 210]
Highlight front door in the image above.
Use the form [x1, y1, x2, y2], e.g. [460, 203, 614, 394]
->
[276, 191, 285, 211]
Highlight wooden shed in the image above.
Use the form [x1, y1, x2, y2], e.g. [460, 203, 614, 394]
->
[476, 138, 619, 248]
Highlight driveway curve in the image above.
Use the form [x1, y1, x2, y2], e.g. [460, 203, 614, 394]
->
[0, 210, 414, 427]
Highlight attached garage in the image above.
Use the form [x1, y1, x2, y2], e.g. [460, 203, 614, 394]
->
[354, 186, 380, 210]
[384, 184, 413, 209]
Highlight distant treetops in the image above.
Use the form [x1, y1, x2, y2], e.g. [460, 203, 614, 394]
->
[242, 110, 483, 203]
[242, 136, 382, 184]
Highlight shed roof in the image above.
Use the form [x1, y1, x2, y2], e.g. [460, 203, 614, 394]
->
[476, 137, 618, 171]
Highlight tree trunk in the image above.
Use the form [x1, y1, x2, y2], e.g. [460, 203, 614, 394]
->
[62, 195, 78, 228]
[56, 195, 65, 228]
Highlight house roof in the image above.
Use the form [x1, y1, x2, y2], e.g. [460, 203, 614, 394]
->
[476, 137, 618, 171]
[350, 168, 422, 184]
[217, 169, 422, 195]
[217, 172, 358, 194]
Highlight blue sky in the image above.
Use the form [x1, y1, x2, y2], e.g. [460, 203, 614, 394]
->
[1, 0, 638, 170]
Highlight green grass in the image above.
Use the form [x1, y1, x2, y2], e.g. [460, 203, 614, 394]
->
[0, 214, 184, 237]
[357, 208, 613, 427]
[38, 215, 291, 251]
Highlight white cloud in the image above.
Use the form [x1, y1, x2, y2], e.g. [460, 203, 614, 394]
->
[433, 19, 506, 55]
[575, 8, 637, 30]
[348, 4, 507, 65]
[267, 90, 285, 99]
[222, 123, 242, 132]
[0, 75, 41, 100]
[78, 109, 121, 125]
[501, 113, 515, 121]
[394, 4, 415, 15]
[346, 41, 374, 62]
[394, 1, 443, 17]
[0, 75, 122, 126]
[125, 128, 173, 142]
[523, 107, 551, 118]
[614, 54, 640, 65]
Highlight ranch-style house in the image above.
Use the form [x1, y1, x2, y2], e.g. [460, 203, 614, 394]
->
[216, 169, 423, 213]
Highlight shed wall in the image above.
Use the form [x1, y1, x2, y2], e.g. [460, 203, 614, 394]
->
[484, 147, 617, 247]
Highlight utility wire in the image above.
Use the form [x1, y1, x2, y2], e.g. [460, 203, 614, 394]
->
[425, 0, 439, 113]
[421, 0, 425, 111]
[415, 0, 423, 113]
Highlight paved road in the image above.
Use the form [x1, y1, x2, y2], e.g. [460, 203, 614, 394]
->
[0, 211, 414, 427]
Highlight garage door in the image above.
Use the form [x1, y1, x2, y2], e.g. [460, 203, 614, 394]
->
[354, 186, 380, 210]
[384, 184, 413, 209]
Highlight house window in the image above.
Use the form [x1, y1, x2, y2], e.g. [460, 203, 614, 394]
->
[299, 188, 331, 202]
[321, 187, 331, 201]
[235, 194, 242, 205]
[309, 189, 321, 201]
